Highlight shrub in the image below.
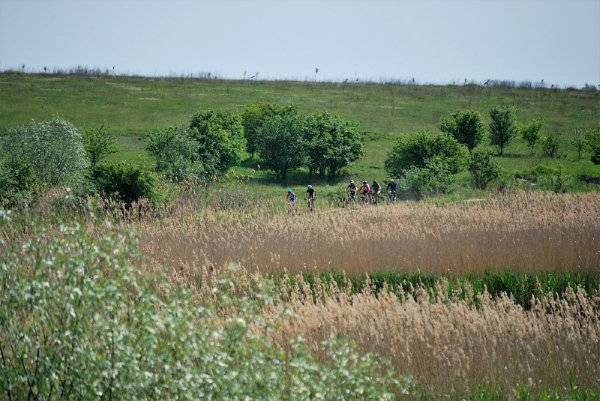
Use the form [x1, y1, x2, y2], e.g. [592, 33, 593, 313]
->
[520, 118, 543, 154]
[189, 110, 245, 176]
[92, 162, 156, 204]
[489, 107, 517, 155]
[304, 112, 363, 178]
[541, 135, 560, 158]
[570, 130, 587, 160]
[242, 102, 296, 158]
[256, 110, 308, 179]
[400, 157, 455, 199]
[585, 129, 600, 165]
[146, 126, 201, 182]
[82, 125, 116, 169]
[439, 110, 485, 151]
[0, 117, 88, 187]
[0, 158, 40, 207]
[469, 149, 501, 189]
[384, 132, 469, 177]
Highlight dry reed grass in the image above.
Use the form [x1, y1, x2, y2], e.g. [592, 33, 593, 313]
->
[264, 279, 600, 394]
[139, 192, 600, 277]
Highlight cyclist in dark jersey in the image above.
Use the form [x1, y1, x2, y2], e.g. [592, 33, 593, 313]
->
[286, 188, 297, 214]
[371, 180, 381, 204]
[347, 180, 357, 201]
[306, 185, 316, 212]
[386, 179, 398, 202]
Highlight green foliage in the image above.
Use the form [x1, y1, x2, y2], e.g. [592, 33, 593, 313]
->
[399, 157, 455, 199]
[440, 110, 485, 151]
[384, 131, 469, 177]
[585, 129, 600, 165]
[256, 110, 308, 179]
[189, 110, 245, 176]
[0, 158, 40, 207]
[304, 112, 363, 178]
[82, 125, 116, 169]
[146, 126, 201, 182]
[92, 162, 156, 203]
[0, 117, 88, 188]
[242, 102, 295, 158]
[520, 118, 543, 153]
[541, 134, 560, 158]
[489, 107, 518, 155]
[0, 221, 407, 400]
[469, 149, 501, 189]
[570, 130, 587, 160]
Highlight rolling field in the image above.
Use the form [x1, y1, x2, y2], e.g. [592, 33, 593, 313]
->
[1, 72, 599, 198]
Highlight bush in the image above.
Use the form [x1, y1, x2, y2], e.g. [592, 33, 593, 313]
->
[439, 110, 485, 151]
[469, 149, 501, 189]
[92, 162, 156, 204]
[570, 130, 587, 160]
[384, 131, 469, 177]
[82, 125, 116, 169]
[541, 135, 560, 158]
[0, 158, 40, 207]
[242, 102, 296, 158]
[0, 222, 406, 400]
[585, 129, 600, 165]
[400, 157, 455, 199]
[189, 110, 245, 176]
[304, 112, 363, 178]
[256, 110, 308, 179]
[489, 107, 518, 155]
[520, 118, 543, 154]
[0, 117, 88, 187]
[146, 126, 201, 182]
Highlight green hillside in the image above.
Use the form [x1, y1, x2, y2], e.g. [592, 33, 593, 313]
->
[1, 72, 599, 197]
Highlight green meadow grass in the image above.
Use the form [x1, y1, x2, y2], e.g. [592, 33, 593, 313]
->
[1, 72, 599, 199]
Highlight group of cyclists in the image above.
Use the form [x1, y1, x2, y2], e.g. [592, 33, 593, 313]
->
[286, 179, 398, 213]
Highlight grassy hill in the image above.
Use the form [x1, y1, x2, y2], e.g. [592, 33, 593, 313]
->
[1, 72, 599, 199]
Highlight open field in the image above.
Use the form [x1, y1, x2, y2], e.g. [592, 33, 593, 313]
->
[1, 73, 599, 197]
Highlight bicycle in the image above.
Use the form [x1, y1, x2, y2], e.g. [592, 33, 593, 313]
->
[306, 196, 316, 212]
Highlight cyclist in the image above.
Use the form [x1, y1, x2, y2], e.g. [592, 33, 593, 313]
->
[371, 180, 381, 205]
[286, 188, 297, 214]
[386, 178, 398, 202]
[360, 181, 371, 204]
[346, 180, 357, 203]
[306, 185, 316, 212]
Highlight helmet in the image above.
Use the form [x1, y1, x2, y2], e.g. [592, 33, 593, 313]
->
[307, 185, 313, 189]
[287, 188, 293, 193]
[362, 181, 367, 184]
[350, 180, 355, 184]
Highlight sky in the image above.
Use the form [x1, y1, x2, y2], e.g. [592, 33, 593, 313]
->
[1, 0, 599, 87]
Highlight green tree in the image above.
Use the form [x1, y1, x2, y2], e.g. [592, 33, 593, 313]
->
[570, 130, 587, 160]
[439, 110, 485, 151]
[489, 107, 518, 155]
[541, 134, 560, 158]
[92, 162, 156, 204]
[82, 125, 116, 169]
[585, 129, 600, 165]
[400, 157, 455, 200]
[384, 131, 469, 178]
[304, 112, 363, 178]
[0, 117, 88, 188]
[520, 118, 543, 154]
[0, 158, 40, 207]
[189, 110, 245, 176]
[256, 111, 307, 179]
[469, 149, 501, 189]
[147, 126, 201, 182]
[242, 102, 295, 158]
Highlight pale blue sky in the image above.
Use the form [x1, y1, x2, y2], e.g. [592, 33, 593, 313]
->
[1, 0, 599, 86]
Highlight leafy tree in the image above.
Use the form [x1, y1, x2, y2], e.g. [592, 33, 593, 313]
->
[570, 130, 587, 160]
[256, 111, 307, 179]
[400, 157, 454, 200]
[469, 149, 501, 189]
[242, 102, 295, 158]
[520, 118, 543, 154]
[92, 162, 156, 204]
[541, 134, 560, 158]
[0, 158, 40, 207]
[439, 110, 485, 151]
[384, 131, 469, 178]
[189, 110, 245, 176]
[82, 125, 116, 169]
[147, 126, 201, 182]
[304, 112, 363, 178]
[489, 107, 518, 155]
[585, 129, 600, 165]
[0, 117, 88, 187]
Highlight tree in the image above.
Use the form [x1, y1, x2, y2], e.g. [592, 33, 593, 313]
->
[147, 126, 201, 182]
[189, 110, 245, 176]
[585, 129, 600, 165]
[82, 125, 116, 169]
[92, 162, 156, 204]
[304, 112, 363, 178]
[489, 107, 517, 155]
[541, 135, 560, 158]
[384, 132, 469, 178]
[468, 149, 500, 189]
[439, 110, 485, 151]
[570, 130, 586, 160]
[0, 117, 88, 188]
[255, 111, 307, 179]
[400, 157, 455, 200]
[520, 118, 543, 154]
[242, 103, 295, 158]
[0, 158, 40, 207]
